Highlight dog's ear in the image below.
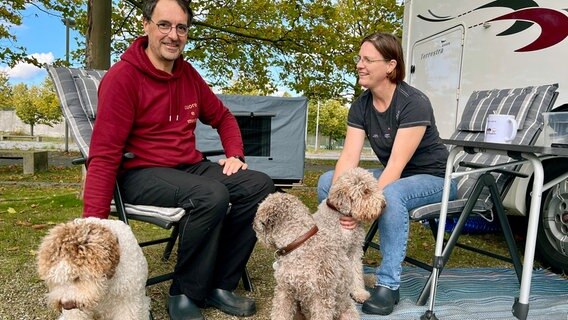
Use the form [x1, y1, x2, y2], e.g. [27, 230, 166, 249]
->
[348, 168, 386, 221]
[254, 195, 282, 247]
[327, 173, 355, 215]
[37, 224, 65, 279]
[103, 230, 120, 279]
[254, 192, 310, 247]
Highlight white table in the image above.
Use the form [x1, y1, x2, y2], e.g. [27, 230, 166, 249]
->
[422, 139, 568, 320]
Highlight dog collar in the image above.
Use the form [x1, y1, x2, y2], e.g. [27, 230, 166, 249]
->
[275, 225, 319, 257]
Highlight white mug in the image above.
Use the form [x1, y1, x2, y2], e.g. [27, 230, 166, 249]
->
[484, 114, 518, 144]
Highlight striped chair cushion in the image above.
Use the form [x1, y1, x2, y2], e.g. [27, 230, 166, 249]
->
[410, 199, 487, 221]
[49, 67, 106, 157]
[457, 88, 538, 132]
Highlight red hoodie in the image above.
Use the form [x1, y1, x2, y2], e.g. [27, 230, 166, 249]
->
[83, 36, 244, 218]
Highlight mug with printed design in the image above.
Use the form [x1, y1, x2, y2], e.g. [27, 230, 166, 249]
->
[484, 114, 518, 144]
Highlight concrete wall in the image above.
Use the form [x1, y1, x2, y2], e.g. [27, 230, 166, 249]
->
[0, 110, 66, 137]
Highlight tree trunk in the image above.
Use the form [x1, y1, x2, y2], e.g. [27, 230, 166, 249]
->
[80, 0, 112, 200]
[30, 124, 34, 136]
[86, 0, 112, 69]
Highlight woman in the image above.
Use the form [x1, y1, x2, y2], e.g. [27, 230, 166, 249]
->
[317, 32, 457, 315]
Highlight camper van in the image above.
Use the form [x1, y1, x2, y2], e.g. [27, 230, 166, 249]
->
[401, 0, 568, 272]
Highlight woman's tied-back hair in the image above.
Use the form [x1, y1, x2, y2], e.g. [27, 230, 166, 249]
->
[142, 0, 194, 26]
[362, 32, 405, 83]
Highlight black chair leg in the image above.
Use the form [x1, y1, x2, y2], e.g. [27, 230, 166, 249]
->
[162, 225, 179, 261]
[484, 175, 523, 282]
[242, 267, 254, 292]
[363, 220, 379, 253]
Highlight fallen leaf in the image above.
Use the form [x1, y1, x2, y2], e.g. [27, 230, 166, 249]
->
[32, 224, 48, 230]
[16, 221, 32, 227]
[7, 207, 16, 214]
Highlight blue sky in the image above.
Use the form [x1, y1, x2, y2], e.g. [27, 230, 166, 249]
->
[1, 4, 82, 86]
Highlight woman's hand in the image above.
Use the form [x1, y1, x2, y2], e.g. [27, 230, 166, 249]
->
[339, 216, 359, 230]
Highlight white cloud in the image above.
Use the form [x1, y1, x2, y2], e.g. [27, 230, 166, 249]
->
[3, 52, 54, 82]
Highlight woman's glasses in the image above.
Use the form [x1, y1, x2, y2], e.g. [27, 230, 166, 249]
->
[353, 56, 390, 65]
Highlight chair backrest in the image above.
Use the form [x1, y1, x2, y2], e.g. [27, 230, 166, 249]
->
[451, 83, 559, 208]
[48, 66, 106, 158]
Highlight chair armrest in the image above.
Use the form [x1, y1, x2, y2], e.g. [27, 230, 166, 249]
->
[72, 157, 86, 165]
[73, 151, 224, 167]
[202, 150, 224, 157]
[458, 161, 529, 178]
[72, 152, 134, 166]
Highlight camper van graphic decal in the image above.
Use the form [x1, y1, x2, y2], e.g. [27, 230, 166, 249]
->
[418, 0, 568, 52]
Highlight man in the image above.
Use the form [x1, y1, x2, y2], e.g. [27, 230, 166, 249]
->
[83, 0, 275, 319]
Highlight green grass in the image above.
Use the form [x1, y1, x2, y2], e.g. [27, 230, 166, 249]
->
[0, 156, 526, 319]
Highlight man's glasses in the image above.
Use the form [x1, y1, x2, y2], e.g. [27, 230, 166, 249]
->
[353, 56, 390, 65]
[150, 19, 189, 36]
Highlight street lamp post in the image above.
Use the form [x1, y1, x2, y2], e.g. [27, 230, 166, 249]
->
[315, 101, 320, 151]
[62, 18, 76, 152]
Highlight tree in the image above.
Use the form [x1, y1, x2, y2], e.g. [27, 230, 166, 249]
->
[11, 78, 62, 135]
[11, 83, 34, 133]
[0, 72, 12, 109]
[35, 77, 63, 125]
[222, 76, 277, 96]
[173, 0, 403, 101]
[307, 99, 349, 149]
[3, 1, 403, 101]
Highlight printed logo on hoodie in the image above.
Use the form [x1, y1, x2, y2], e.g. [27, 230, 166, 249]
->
[185, 103, 198, 124]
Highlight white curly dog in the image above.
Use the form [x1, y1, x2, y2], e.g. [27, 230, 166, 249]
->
[254, 167, 386, 320]
[37, 217, 150, 320]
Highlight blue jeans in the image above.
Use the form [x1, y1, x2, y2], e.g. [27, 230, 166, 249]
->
[317, 169, 457, 290]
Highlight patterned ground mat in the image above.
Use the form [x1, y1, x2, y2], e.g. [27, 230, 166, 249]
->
[359, 266, 568, 320]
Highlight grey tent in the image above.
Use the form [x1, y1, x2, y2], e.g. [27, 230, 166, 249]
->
[196, 94, 307, 187]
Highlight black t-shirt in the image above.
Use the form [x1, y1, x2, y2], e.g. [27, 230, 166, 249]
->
[348, 81, 448, 178]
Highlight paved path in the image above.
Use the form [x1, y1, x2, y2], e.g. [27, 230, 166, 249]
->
[0, 141, 79, 152]
[0, 141, 377, 164]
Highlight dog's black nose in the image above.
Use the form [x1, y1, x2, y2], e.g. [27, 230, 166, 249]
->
[61, 301, 77, 310]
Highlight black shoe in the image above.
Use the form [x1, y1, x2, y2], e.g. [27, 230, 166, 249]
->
[362, 286, 400, 315]
[204, 288, 256, 317]
[167, 294, 204, 320]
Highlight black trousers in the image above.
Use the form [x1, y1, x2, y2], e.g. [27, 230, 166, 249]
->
[119, 160, 275, 301]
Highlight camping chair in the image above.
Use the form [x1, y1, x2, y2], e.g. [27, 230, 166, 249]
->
[362, 83, 559, 304]
[47, 66, 254, 291]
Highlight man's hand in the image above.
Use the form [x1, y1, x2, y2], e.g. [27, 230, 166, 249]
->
[218, 156, 248, 175]
[339, 216, 359, 230]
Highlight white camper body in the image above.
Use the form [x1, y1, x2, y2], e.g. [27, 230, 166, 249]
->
[402, 0, 568, 272]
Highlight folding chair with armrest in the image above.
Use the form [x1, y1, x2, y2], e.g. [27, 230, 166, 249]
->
[362, 83, 559, 304]
[48, 66, 254, 290]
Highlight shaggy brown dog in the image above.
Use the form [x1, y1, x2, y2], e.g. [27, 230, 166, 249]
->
[37, 218, 149, 319]
[313, 167, 386, 303]
[255, 192, 356, 320]
[254, 167, 386, 320]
